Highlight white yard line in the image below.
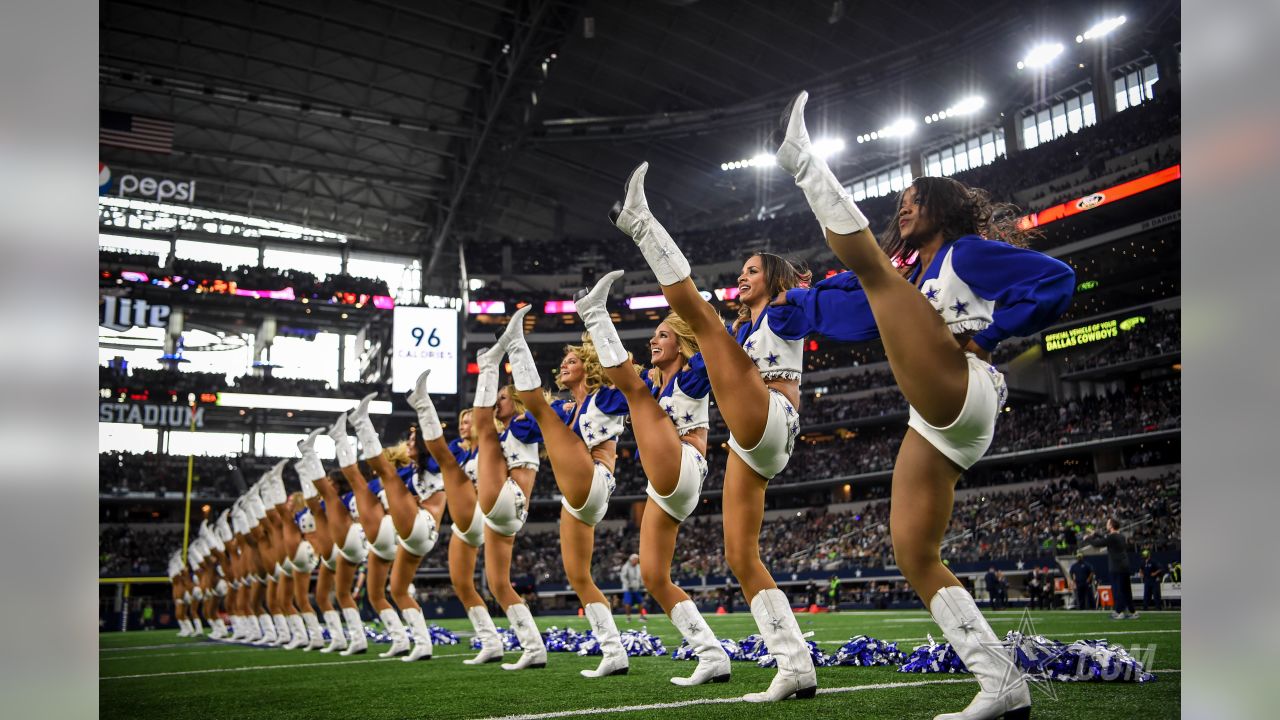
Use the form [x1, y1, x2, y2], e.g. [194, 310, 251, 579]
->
[100, 647, 476, 680]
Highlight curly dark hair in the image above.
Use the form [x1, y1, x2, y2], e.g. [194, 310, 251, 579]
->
[878, 176, 1040, 266]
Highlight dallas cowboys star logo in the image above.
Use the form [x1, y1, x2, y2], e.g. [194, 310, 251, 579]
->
[514, 619, 528, 631]
[925, 287, 940, 301]
[587, 431, 596, 441]
[765, 614, 786, 631]
[977, 607, 1062, 703]
[950, 299, 970, 317]
[509, 452, 520, 462]
[682, 412, 694, 423]
[750, 356, 760, 367]
[744, 339, 756, 351]
[765, 353, 780, 366]
[593, 619, 609, 634]
[685, 621, 702, 635]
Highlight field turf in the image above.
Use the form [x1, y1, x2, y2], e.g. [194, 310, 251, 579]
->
[100, 609, 1180, 719]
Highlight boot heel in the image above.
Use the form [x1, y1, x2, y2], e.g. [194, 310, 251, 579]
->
[1003, 707, 1031, 720]
[609, 667, 629, 676]
[794, 686, 818, 700]
[529, 662, 547, 669]
[711, 674, 731, 683]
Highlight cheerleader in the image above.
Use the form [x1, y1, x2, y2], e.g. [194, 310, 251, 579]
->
[295, 431, 350, 652]
[771, 92, 1074, 720]
[168, 551, 194, 636]
[471, 344, 548, 670]
[406, 373, 505, 665]
[326, 401, 443, 661]
[612, 165, 817, 701]
[490, 308, 631, 678]
[307, 456, 370, 656]
[574, 273, 732, 685]
[283, 492, 326, 650]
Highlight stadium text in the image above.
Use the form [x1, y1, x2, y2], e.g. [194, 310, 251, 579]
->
[116, 173, 197, 203]
[1044, 320, 1119, 351]
[99, 402, 206, 428]
[100, 296, 171, 332]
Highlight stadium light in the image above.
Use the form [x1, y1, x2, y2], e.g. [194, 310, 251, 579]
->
[923, 96, 985, 123]
[882, 118, 917, 137]
[720, 138, 844, 171]
[1080, 15, 1127, 42]
[1017, 42, 1064, 70]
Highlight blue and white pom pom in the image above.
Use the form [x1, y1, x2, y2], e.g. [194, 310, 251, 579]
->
[471, 626, 522, 651]
[541, 626, 589, 653]
[1005, 631, 1156, 683]
[833, 635, 906, 667]
[671, 637, 741, 661]
[737, 633, 769, 661]
[619, 629, 666, 657]
[427, 624, 459, 645]
[897, 634, 969, 674]
[755, 640, 834, 669]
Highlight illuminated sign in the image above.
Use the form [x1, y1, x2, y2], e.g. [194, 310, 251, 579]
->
[116, 173, 197, 203]
[543, 299, 578, 314]
[468, 300, 507, 314]
[1018, 165, 1181, 230]
[1043, 314, 1148, 352]
[1076, 280, 1099, 292]
[216, 393, 393, 414]
[100, 295, 171, 332]
[391, 306, 459, 394]
[99, 401, 205, 428]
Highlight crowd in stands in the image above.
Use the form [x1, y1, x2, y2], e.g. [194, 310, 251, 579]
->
[102, 252, 392, 298]
[99, 525, 182, 576]
[465, 93, 1179, 276]
[100, 365, 387, 401]
[99, 452, 245, 497]
[507, 469, 1181, 587]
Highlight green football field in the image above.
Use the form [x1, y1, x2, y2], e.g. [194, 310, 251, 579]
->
[100, 609, 1180, 719]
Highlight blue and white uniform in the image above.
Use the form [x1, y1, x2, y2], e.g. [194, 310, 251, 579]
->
[391, 464, 440, 557]
[291, 509, 319, 574]
[727, 306, 808, 479]
[784, 234, 1074, 468]
[485, 414, 541, 536]
[432, 439, 485, 548]
[642, 352, 711, 521]
[551, 387, 629, 526]
[362, 477, 398, 562]
[337, 491, 367, 565]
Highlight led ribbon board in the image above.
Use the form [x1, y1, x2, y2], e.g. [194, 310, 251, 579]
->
[1018, 165, 1181, 230]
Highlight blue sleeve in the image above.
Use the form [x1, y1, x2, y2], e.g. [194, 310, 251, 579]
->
[593, 386, 630, 416]
[550, 398, 575, 426]
[448, 438, 469, 467]
[674, 352, 711, 399]
[367, 477, 383, 495]
[783, 272, 881, 343]
[764, 303, 813, 340]
[951, 237, 1075, 352]
[424, 454, 442, 475]
[508, 413, 543, 444]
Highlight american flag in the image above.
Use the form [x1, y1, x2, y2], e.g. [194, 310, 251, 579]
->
[100, 110, 174, 154]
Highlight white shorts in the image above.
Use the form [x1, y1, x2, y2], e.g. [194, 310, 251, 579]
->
[908, 353, 1007, 470]
[191, 587, 204, 602]
[215, 579, 229, 598]
[563, 462, 616, 526]
[647, 442, 708, 523]
[293, 540, 319, 575]
[338, 523, 367, 566]
[321, 545, 339, 572]
[483, 479, 528, 537]
[451, 502, 486, 548]
[281, 557, 297, 575]
[368, 515, 398, 562]
[397, 509, 439, 557]
[727, 388, 800, 480]
[271, 563, 285, 581]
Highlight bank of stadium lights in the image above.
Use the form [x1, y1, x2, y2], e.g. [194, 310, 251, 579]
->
[855, 118, 916, 144]
[923, 96, 985, 124]
[1077, 15, 1127, 43]
[1017, 42, 1065, 70]
[720, 137, 845, 171]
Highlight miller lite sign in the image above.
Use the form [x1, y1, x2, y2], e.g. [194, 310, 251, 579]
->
[100, 295, 171, 331]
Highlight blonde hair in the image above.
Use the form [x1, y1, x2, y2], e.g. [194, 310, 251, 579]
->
[385, 441, 412, 468]
[457, 408, 476, 451]
[732, 253, 812, 333]
[556, 338, 612, 394]
[648, 312, 699, 391]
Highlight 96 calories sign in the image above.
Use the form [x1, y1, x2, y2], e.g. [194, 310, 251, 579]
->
[391, 306, 459, 394]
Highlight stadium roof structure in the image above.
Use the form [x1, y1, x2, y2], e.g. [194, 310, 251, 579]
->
[100, 0, 1178, 291]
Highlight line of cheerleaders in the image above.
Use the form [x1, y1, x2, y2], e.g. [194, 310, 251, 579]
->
[166, 94, 1073, 720]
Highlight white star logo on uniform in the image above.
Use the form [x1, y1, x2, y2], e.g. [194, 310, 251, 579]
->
[765, 614, 785, 631]
[685, 621, 702, 635]
[593, 619, 609, 634]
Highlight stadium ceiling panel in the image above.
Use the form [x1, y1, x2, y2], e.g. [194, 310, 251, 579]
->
[100, 0, 1178, 282]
